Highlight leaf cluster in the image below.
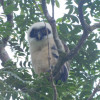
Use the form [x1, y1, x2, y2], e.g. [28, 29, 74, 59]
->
[0, 0, 100, 100]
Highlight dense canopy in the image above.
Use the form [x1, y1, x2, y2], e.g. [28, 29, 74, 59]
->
[0, 0, 100, 100]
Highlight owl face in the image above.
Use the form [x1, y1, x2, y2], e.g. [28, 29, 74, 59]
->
[30, 27, 51, 40]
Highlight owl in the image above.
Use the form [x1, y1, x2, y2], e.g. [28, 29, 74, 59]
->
[27, 22, 68, 82]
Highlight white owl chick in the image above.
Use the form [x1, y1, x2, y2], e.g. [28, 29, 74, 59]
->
[27, 22, 68, 82]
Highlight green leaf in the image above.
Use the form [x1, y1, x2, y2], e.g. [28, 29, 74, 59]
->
[55, 0, 60, 8]
[64, 14, 79, 23]
[47, 0, 50, 4]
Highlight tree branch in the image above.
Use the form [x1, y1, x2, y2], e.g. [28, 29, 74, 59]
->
[41, 0, 100, 81]
[0, 0, 4, 9]
[51, 0, 55, 18]
[52, 0, 100, 78]
[0, 0, 13, 64]
[46, 23, 58, 100]
[2, 1, 13, 45]
[41, 0, 69, 81]
[0, 47, 10, 63]
[91, 23, 100, 31]
[41, 0, 65, 53]
[87, 80, 100, 100]
[78, 0, 91, 32]
[53, 30, 89, 77]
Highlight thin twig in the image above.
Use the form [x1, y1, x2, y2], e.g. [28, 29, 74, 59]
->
[44, 22, 58, 100]
[33, 2, 58, 98]
[52, 0, 55, 18]
[87, 80, 100, 100]
[41, 0, 65, 53]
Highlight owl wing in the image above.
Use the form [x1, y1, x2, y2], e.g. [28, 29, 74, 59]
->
[51, 45, 69, 82]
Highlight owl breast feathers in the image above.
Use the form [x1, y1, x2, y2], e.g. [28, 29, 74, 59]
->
[27, 22, 68, 82]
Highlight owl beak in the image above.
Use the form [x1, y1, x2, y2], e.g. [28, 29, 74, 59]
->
[38, 33, 41, 39]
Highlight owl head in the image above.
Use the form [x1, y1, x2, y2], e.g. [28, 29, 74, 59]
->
[27, 22, 53, 44]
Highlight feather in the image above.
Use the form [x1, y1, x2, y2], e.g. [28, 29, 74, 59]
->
[27, 22, 69, 82]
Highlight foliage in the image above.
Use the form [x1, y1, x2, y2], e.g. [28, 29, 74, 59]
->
[0, 0, 100, 100]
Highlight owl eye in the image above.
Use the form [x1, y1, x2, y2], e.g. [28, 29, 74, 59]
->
[47, 29, 51, 34]
[30, 29, 37, 38]
[41, 27, 51, 36]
